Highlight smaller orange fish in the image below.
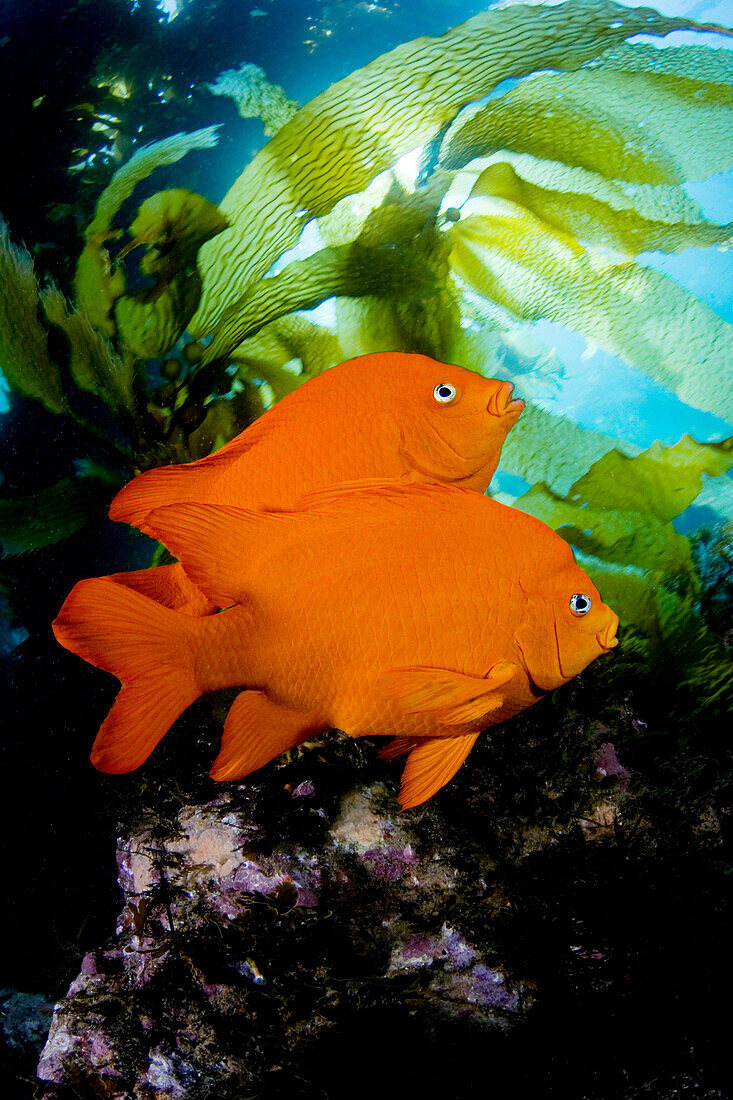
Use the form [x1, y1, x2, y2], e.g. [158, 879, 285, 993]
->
[108, 352, 523, 614]
[54, 479, 617, 808]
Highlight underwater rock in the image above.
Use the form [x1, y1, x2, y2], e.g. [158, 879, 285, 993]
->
[35, 778, 529, 1098]
[30, 676, 733, 1099]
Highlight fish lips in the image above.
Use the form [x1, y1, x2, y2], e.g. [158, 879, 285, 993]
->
[596, 612, 620, 652]
[487, 381, 524, 420]
[555, 610, 620, 680]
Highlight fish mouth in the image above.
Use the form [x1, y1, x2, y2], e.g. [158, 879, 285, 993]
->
[487, 381, 524, 419]
[596, 613, 620, 651]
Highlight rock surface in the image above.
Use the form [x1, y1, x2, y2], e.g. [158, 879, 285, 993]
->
[32, 660, 731, 1099]
[36, 768, 530, 1099]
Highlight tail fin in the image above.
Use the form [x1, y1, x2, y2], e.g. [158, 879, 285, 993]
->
[53, 578, 201, 773]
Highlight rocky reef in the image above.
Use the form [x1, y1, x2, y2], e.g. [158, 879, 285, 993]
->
[32, 641, 731, 1097]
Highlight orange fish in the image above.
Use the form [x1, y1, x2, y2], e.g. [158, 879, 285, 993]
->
[109, 352, 523, 614]
[53, 479, 618, 808]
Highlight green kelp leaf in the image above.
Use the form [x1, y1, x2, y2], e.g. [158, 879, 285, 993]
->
[448, 203, 733, 422]
[202, 243, 392, 366]
[596, 40, 733, 86]
[40, 288, 136, 415]
[519, 481, 696, 578]
[446, 151, 718, 235]
[515, 435, 733, 580]
[465, 160, 733, 257]
[570, 435, 733, 524]
[74, 237, 126, 338]
[114, 191, 227, 359]
[205, 63, 299, 137]
[0, 476, 116, 556]
[204, 175, 451, 366]
[75, 127, 220, 336]
[654, 588, 733, 714]
[0, 219, 67, 414]
[577, 557, 662, 640]
[191, 0, 714, 334]
[115, 274, 202, 360]
[580, 556, 733, 713]
[333, 177, 460, 360]
[441, 65, 733, 184]
[128, 190, 228, 283]
[85, 128, 221, 240]
[231, 316, 343, 401]
[335, 229, 460, 360]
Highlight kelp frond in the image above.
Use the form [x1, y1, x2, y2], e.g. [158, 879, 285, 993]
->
[516, 436, 733, 583]
[191, 0, 718, 335]
[0, 219, 68, 414]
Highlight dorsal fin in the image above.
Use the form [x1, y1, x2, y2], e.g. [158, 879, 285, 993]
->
[295, 473, 458, 511]
[109, 415, 275, 529]
[144, 502, 299, 606]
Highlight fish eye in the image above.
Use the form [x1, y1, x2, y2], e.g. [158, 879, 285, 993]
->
[570, 594, 592, 616]
[434, 382, 457, 404]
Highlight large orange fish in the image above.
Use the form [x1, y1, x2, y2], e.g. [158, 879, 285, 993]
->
[109, 352, 523, 614]
[54, 479, 618, 808]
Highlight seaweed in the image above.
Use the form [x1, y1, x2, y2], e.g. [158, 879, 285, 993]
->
[1, 0, 732, 681]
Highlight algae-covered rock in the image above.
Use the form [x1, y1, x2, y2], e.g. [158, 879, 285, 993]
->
[36, 771, 530, 1098]
[32, 623, 731, 1099]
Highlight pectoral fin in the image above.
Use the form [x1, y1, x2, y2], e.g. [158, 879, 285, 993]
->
[380, 662, 518, 726]
[210, 690, 325, 781]
[398, 733, 479, 808]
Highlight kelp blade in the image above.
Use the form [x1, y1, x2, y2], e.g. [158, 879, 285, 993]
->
[190, 0, 716, 335]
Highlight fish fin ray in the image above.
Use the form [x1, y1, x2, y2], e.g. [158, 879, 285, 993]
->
[378, 736, 418, 761]
[210, 691, 325, 781]
[398, 734, 480, 809]
[108, 563, 218, 615]
[296, 473, 448, 512]
[143, 503, 268, 605]
[109, 447, 241, 530]
[53, 577, 200, 772]
[381, 662, 518, 726]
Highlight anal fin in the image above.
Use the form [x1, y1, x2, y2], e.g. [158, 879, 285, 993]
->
[398, 733, 479, 809]
[378, 736, 418, 761]
[210, 690, 325, 781]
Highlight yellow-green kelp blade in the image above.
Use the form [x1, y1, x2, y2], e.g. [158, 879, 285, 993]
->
[448, 203, 733, 423]
[190, 0, 721, 335]
[103, 189, 227, 360]
[229, 316, 343, 402]
[515, 435, 733, 581]
[441, 63, 733, 185]
[463, 159, 733, 258]
[203, 173, 452, 365]
[74, 127, 220, 336]
[40, 288, 136, 416]
[580, 555, 732, 714]
[0, 475, 116, 556]
[84, 127, 221, 241]
[0, 220, 68, 415]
